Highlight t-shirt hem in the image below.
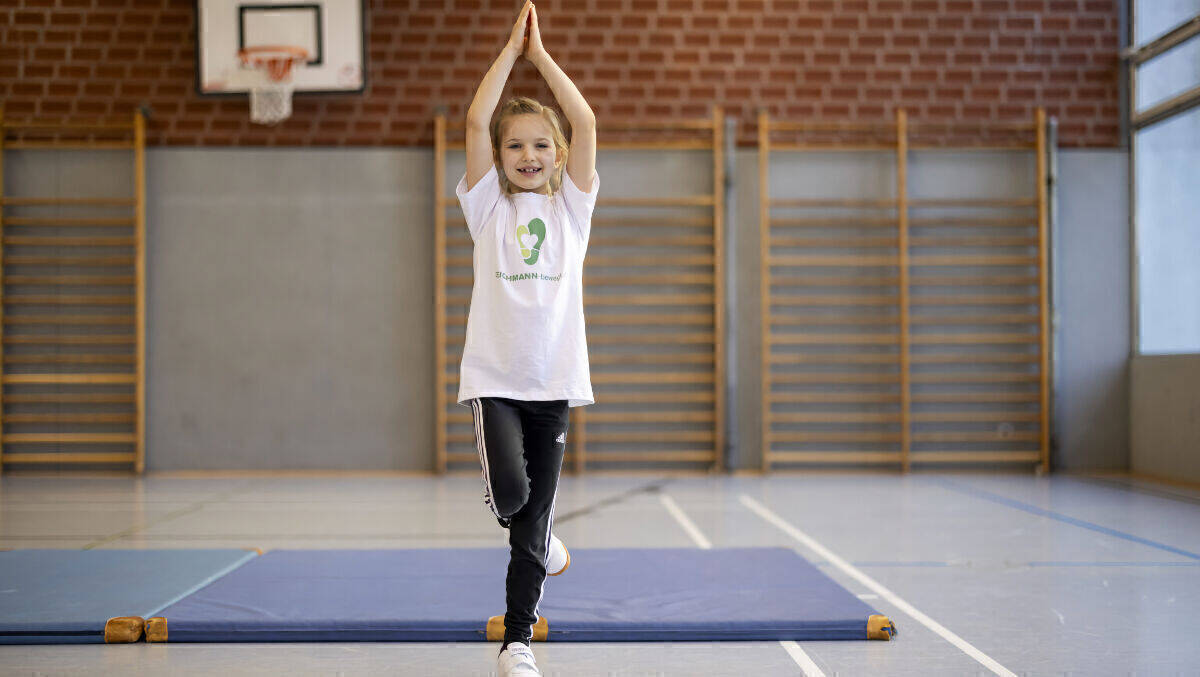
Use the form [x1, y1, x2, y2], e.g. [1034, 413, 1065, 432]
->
[457, 390, 594, 408]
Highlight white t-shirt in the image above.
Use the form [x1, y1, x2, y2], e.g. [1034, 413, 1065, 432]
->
[455, 164, 599, 407]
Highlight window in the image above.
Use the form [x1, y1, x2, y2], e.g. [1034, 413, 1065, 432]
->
[1136, 36, 1200, 111]
[1135, 0, 1200, 45]
[1130, 2, 1200, 354]
[1135, 108, 1200, 353]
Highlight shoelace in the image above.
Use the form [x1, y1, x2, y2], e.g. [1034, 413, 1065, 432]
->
[508, 645, 537, 668]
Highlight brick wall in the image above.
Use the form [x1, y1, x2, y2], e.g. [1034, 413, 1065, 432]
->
[1, 0, 1121, 147]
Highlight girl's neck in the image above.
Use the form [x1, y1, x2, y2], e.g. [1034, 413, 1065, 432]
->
[510, 186, 552, 197]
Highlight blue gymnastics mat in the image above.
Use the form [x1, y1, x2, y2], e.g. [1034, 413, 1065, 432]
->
[149, 548, 895, 642]
[0, 549, 258, 644]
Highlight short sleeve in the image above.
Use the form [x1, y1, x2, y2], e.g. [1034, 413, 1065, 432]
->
[559, 169, 599, 242]
[455, 164, 503, 241]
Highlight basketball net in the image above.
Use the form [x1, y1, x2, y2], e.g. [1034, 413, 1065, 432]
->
[238, 46, 308, 125]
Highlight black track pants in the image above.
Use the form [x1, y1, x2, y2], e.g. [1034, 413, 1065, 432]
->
[467, 397, 569, 646]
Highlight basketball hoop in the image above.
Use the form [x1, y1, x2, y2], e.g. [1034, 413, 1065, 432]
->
[237, 45, 308, 125]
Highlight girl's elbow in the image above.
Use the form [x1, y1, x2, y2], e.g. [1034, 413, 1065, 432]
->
[572, 112, 596, 130]
[465, 115, 490, 133]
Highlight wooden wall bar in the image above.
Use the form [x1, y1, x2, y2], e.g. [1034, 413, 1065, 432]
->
[0, 111, 146, 473]
[759, 110, 905, 469]
[760, 108, 1050, 471]
[434, 113, 726, 473]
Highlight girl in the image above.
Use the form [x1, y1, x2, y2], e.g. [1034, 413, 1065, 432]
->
[456, 2, 597, 675]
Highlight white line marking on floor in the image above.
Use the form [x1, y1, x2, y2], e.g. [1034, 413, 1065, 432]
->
[658, 494, 712, 549]
[857, 593, 879, 600]
[739, 494, 1018, 677]
[780, 640, 827, 677]
[659, 493, 825, 677]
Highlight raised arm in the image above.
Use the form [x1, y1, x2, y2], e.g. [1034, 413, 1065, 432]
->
[526, 5, 596, 191]
[464, 1, 532, 191]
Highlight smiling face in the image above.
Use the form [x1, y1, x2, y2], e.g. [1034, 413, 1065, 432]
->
[498, 114, 563, 195]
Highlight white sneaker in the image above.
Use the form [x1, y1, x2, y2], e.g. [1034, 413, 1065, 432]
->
[547, 533, 570, 576]
[498, 642, 540, 676]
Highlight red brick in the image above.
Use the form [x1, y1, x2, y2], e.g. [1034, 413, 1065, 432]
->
[822, 33, 851, 48]
[0, 0, 1119, 147]
[997, 104, 1029, 118]
[13, 11, 46, 25]
[24, 63, 53, 78]
[13, 82, 47, 96]
[57, 64, 91, 78]
[35, 47, 68, 60]
[85, 11, 118, 26]
[5, 101, 36, 115]
[1042, 15, 1071, 31]
[41, 100, 74, 115]
[857, 33, 886, 49]
[944, 69, 975, 83]
[728, 16, 755, 30]
[655, 15, 684, 29]
[51, 13, 84, 27]
[46, 81, 78, 96]
[75, 100, 110, 115]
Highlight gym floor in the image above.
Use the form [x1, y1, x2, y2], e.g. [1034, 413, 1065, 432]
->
[2, 472, 1198, 676]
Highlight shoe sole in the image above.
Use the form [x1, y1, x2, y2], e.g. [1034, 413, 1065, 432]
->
[548, 542, 570, 576]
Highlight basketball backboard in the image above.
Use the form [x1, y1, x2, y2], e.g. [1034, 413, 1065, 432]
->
[195, 0, 366, 95]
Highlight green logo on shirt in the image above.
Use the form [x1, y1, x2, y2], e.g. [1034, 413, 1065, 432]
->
[516, 218, 545, 265]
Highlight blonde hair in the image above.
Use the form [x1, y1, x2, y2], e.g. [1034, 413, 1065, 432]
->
[490, 97, 570, 195]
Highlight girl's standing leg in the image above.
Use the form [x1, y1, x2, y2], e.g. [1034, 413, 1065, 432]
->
[468, 397, 569, 647]
[503, 399, 569, 646]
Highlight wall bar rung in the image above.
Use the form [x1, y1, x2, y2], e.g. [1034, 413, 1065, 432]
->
[0, 197, 136, 207]
[5, 142, 135, 150]
[0, 453, 137, 464]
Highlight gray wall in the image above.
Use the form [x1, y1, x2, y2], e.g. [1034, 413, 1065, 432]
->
[147, 149, 435, 470]
[1054, 151, 1131, 470]
[1131, 354, 1200, 483]
[5, 146, 1132, 471]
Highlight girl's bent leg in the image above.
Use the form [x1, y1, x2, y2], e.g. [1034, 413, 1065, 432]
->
[469, 397, 530, 527]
